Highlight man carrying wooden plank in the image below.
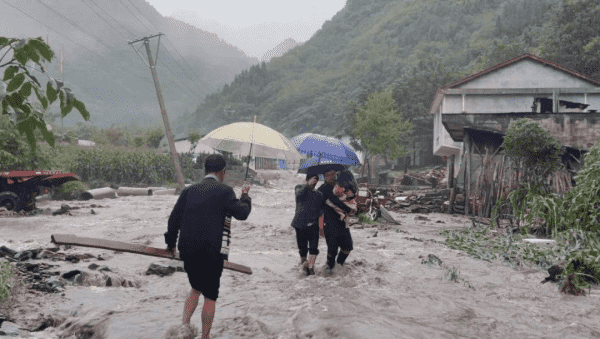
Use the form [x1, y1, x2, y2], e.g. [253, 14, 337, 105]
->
[164, 154, 252, 339]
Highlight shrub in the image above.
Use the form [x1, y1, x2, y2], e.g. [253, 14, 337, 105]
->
[0, 261, 13, 305]
[54, 180, 88, 200]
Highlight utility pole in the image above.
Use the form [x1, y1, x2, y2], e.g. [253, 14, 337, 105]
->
[128, 33, 186, 193]
[60, 45, 64, 129]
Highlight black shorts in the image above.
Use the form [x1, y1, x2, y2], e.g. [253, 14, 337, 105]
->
[183, 256, 224, 301]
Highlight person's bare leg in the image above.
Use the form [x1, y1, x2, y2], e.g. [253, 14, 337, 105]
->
[182, 288, 202, 324]
[201, 297, 216, 339]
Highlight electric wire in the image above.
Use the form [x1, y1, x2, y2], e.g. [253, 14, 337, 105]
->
[4, 0, 198, 108]
[117, 0, 207, 98]
[125, 0, 203, 84]
[32, 0, 149, 84]
[80, 0, 199, 99]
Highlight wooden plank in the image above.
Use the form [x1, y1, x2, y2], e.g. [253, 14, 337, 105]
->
[51, 234, 252, 275]
[379, 206, 400, 225]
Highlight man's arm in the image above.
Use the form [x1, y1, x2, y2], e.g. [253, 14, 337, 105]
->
[225, 188, 252, 221]
[164, 189, 187, 250]
[295, 184, 311, 201]
[322, 186, 354, 214]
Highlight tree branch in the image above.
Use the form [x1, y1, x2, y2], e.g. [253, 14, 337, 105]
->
[0, 45, 14, 65]
[0, 59, 14, 68]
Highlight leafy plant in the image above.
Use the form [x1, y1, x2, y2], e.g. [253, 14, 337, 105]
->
[358, 212, 379, 224]
[0, 261, 13, 305]
[54, 180, 87, 200]
[0, 36, 90, 150]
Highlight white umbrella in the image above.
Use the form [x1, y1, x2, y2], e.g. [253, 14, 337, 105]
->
[200, 121, 304, 162]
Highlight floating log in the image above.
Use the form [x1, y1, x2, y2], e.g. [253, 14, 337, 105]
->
[153, 188, 177, 195]
[117, 187, 152, 196]
[86, 187, 117, 199]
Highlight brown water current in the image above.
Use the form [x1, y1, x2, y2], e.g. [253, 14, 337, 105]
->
[1, 170, 600, 338]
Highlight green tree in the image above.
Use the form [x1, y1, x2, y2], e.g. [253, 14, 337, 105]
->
[146, 127, 165, 148]
[353, 88, 413, 183]
[0, 37, 90, 150]
[540, 0, 600, 79]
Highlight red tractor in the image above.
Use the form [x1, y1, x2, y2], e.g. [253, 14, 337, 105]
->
[0, 170, 81, 212]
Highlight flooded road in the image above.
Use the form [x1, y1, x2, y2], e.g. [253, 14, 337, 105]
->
[2, 170, 600, 338]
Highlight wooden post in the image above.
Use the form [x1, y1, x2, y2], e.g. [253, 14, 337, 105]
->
[447, 155, 455, 189]
[465, 131, 471, 216]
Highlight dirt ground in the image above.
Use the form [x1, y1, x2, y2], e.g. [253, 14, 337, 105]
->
[2, 169, 600, 338]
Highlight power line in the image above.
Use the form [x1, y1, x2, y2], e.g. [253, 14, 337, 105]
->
[83, 0, 135, 41]
[1, 0, 101, 57]
[80, 0, 128, 40]
[72, 0, 199, 99]
[125, 0, 203, 84]
[115, 0, 203, 100]
[35, 0, 115, 53]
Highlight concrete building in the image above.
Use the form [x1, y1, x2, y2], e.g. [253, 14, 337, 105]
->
[429, 54, 600, 216]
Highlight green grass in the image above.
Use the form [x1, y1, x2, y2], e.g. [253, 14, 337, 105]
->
[0, 261, 13, 305]
[359, 213, 379, 224]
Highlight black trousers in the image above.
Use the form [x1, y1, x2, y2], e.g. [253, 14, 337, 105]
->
[324, 222, 353, 267]
[294, 225, 320, 258]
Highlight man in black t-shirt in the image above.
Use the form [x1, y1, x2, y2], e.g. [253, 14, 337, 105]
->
[164, 154, 251, 338]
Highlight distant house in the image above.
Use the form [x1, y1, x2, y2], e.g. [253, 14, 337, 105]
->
[159, 133, 216, 154]
[429, 53, 600, 216]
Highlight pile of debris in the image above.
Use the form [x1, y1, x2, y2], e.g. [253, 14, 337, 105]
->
[0, 242, 189, 297]
[385, 188, 452, 214]
[395, 166, 447, 188]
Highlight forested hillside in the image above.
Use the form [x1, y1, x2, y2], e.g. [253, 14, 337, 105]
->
[185, 0, 598, 142]
[0, 0, 258, 128]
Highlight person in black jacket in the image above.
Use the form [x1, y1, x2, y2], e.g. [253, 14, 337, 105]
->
[318, 166, 357, 275]
[291, 169, 324, 276]
[164, 154, 251, 338]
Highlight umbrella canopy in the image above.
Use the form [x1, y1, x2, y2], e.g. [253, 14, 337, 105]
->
[297, 157, 347, 174]
[200, 122, 303, 161]
[291, 133, 360, 166]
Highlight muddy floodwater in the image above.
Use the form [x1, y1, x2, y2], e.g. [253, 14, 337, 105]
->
[2, 170, 600, 338]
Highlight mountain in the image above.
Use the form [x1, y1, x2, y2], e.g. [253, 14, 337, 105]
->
[260, 38, 302, 62]
[0, 0, 259, 129]
[184, 0, 567, 140]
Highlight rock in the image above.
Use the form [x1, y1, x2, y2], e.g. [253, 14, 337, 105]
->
[414, 215, 430, 221]
[0, 320, 21, 337]
[145, 262, 184, 277]
[88, 263, 100, 270]
[0, 246, 17, 258]
[73, 273, 85, 285]
[98, 265, 111, 272]
[62, 270, 83, 280]
[64, 255, 80, 263]
[421, 254, 443, 266]
[105, 275, 123, 287]
[31, 276, 64, 293]
[13, 248, 41, 261]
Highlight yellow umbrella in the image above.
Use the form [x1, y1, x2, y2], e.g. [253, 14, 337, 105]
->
[200, 121, 304, 162]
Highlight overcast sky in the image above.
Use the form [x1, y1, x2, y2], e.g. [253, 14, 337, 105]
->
[146, 0, 347, 58]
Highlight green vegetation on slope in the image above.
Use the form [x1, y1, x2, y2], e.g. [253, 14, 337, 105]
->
[184, 0, 577, 140]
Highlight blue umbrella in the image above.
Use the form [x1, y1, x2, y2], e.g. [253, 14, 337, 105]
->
[291, 133, 361, 166]
[297, 157, 347, 174]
